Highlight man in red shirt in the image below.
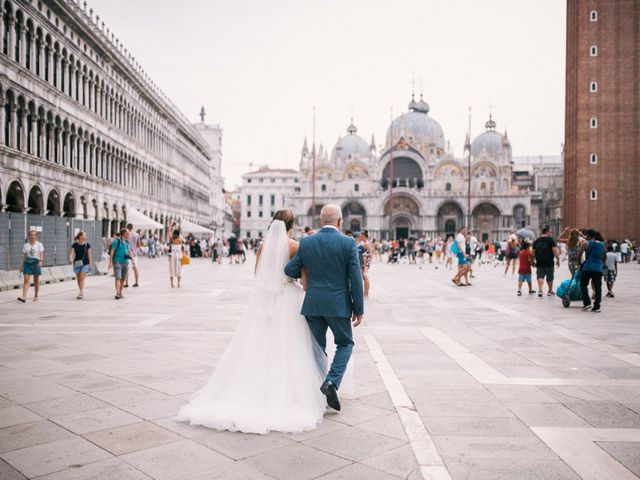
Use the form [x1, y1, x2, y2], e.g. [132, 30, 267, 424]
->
[517, 240, 536, 296]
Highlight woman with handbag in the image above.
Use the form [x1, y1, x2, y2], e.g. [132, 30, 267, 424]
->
[18, 230, 44, 303]
[169, 229, 185, 288]
[69, 231, 92, 299]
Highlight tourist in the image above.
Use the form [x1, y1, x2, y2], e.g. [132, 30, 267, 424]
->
[451, 226, 471, 286]
[214, 239, 224, 264]
[147, 235, 156, 258]
[620, 240, 630, 263]
[557, 227, 582, 276]
[109, 228, 130, 300]
[169, 229, 185, 288]
[125, 223, 141, 288]
[504, 234, 519, 275]
[304, 226, 316, 237]
[69, 230, 92, 300]
[604, 244, 618, 298]
[228, 234, 238, 264]
[18, 230, 44, 303]
[578, 229, 605, 312]
[355, 232, 371, 298]
[517, 240, 535, 296]
[237, 236, 246, 263]
[443, 237, 453, 270]
[407, 237, 417, 264]
[533, 226, 560, 297]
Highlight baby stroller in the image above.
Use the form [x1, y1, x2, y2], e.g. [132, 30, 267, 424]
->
[556, 270, 583, 308]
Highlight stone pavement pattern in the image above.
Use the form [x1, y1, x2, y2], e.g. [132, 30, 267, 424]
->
[0, 255, 639, 479]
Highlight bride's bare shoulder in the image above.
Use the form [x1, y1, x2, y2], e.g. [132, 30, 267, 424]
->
[288, 238, 299, 258]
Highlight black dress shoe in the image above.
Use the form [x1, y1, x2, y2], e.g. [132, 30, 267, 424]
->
[320, 380, 341, 411]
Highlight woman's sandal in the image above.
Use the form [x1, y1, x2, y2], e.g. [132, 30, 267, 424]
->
[17, 297, 25, 303]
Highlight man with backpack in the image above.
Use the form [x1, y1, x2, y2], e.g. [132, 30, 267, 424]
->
[109, 228, 131, 300]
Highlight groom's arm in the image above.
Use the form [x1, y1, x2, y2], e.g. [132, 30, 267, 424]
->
[284, 246, 303, 279]
[347, 240, 364, 316]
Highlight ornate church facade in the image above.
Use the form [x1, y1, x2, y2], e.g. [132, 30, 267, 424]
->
[288, 95, 533, 241]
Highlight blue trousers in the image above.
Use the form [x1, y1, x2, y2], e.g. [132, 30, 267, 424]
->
[305, 315, 354, 389]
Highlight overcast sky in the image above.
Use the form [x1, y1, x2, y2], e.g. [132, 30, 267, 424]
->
[91, 0, 566, 188]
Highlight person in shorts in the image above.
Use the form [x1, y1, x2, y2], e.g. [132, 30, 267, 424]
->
[452, 227, 471, 286]
[18, 230, 44, 303]
[533, 226, 560, 297]
[517, 240, 535, 296]
[604, 244, 618, 298]
[125, 223, 141, 287]
[69, 230, 92, 299]
[109, 228, 130, 300]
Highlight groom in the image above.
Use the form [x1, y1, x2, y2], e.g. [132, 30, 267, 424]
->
[285, 204, 364, 411]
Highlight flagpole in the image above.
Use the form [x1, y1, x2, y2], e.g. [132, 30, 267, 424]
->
[311, 106, 316, 228]
[467, 107, 472, 230]
[388, 107, 394, 240]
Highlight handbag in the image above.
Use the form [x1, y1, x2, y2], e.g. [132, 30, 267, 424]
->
[181, 255, 190, 266]
[74, 244, 87, 268]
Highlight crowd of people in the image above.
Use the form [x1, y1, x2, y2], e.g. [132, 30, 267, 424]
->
[13, 218, 638, 312]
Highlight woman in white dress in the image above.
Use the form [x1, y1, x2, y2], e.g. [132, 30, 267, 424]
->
[169, 229, 184, 288]
[177, 210, 326, 434]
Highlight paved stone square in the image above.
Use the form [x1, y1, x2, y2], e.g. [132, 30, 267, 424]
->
[0, 255, 639, 479]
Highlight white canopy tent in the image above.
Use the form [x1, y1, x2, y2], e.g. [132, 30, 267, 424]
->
[180, 219, 215, 235]
[126, 207, 165, 230]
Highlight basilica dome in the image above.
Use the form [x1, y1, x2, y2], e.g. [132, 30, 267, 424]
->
[331, 122, 371, 162]
[386, 95, 445, 151]
[471, 116, 511, 159]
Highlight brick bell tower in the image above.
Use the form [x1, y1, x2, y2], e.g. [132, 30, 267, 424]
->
[564, 0, 640, 240]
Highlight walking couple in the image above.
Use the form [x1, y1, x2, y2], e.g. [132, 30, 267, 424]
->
[177, 205, 364, 434]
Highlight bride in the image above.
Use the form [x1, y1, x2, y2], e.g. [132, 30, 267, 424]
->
[176, 209, 327, 434]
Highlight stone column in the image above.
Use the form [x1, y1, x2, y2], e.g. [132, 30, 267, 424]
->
[0, 101, 5, 145]
[17, 24, 25, 66]
[56, 127, 62, 164]
[9, 104, 17, 148]
[61, 130, 67, 166]
[47, 124, 54, 161]
[7, 17, 15, 62]
[55, 54, 62, 90]
[0, 8, 5, 56]
[20, 111, 27, 152]
[28, 33, 35, 71]
[37, 44, 43, 78]
[37, 118, 45, 158]
[47, 47, 53, 85]
[29, 115, 36, 154]
[87, 79, 92, 110]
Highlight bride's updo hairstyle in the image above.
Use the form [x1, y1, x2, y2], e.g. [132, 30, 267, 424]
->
[273, 209, 295, 231]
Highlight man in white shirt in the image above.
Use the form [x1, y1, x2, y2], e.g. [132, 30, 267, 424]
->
[452, 226, 471, 285]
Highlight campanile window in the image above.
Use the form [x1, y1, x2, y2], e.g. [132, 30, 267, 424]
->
[590, 117, 598, 128]
[590, 189, 598, 201]
[590, 10, 597, 22]
[590, 45, 598, 56]
[590, 153, 598, 164]
[590, 81, 598, 92]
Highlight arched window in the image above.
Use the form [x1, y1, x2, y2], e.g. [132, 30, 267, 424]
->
[350, 220, 360, 232]
[590, 81, 598, 93]
[590, 117, 598, 128]
[590, 189, 598, 201]
[590, 45, 598, 57]
[321, 184, 326, 192]
[354, 183, 359, 192]
[590, 153, 598, 164]
[445, 182, 451, 191]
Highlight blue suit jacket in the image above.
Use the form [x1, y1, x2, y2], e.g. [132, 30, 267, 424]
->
[285, 228, 364, 318]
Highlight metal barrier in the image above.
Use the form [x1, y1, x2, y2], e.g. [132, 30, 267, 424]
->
[0, 212, 104, 271]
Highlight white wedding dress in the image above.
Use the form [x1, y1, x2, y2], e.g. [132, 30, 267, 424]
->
[176, 220, 327, 434]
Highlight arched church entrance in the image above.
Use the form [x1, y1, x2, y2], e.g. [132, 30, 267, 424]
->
[472, 203, 501, 242]
[437, 202, 464, 240]
[342, 202, 366, 233]
[383, 195, 420, 239]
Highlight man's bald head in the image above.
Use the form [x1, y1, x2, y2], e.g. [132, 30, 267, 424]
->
[320, 204, 343, 228]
